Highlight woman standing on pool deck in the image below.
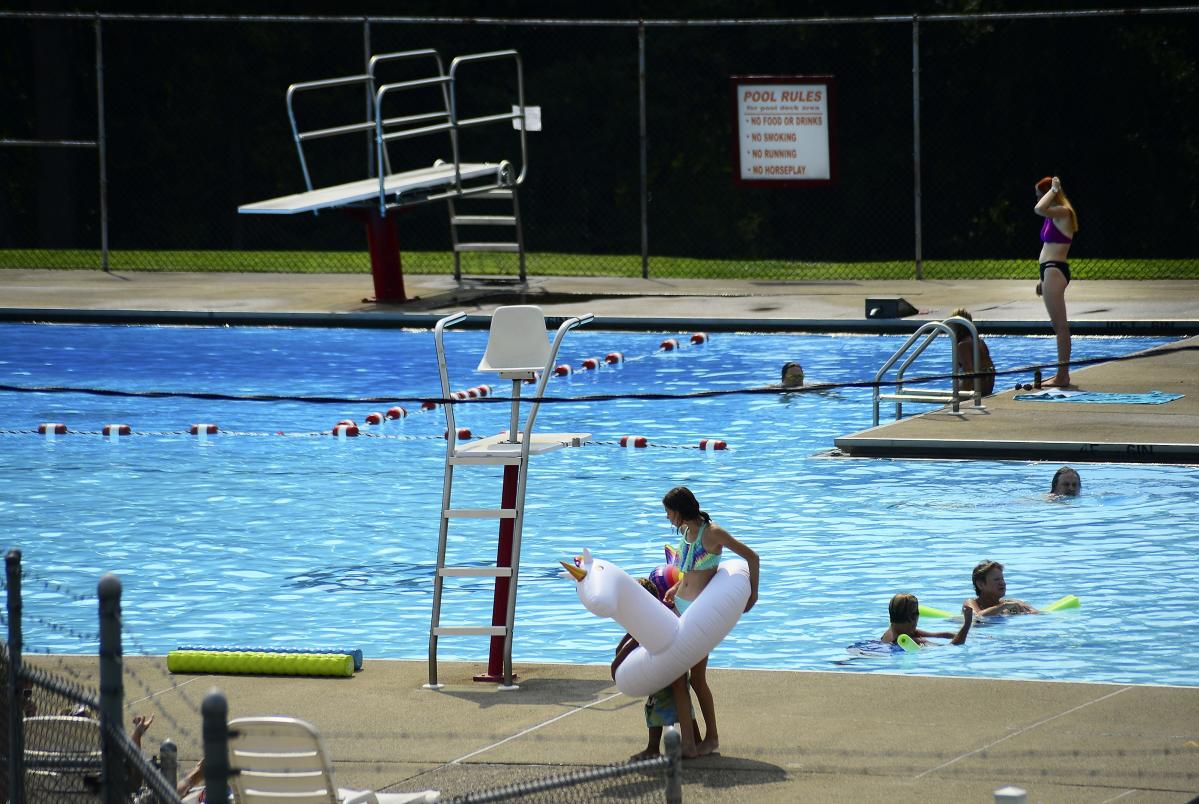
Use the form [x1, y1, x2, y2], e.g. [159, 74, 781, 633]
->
[1034, 175, 1079, 388]
[660, 486, 760, 756]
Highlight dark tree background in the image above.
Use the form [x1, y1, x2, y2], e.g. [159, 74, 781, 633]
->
[2, 1, 1197, 270]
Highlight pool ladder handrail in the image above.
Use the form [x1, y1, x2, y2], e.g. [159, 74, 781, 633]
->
[427, 306, 592, 690]
[872, 316, 985, 426]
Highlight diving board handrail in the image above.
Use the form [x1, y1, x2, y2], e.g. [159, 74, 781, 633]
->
[871, 316, 983, 426]
[286, 73, 373, 195]
[448, 50, 528, 192]
[368, 49, 450, 178]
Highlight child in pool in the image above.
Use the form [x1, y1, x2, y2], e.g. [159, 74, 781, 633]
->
[612, 577, 700, 761]
[660, 486, 759, 756]
[965, 560, 1038, 615]
[881, 593, 973, 646]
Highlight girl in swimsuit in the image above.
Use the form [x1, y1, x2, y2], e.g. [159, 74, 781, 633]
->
[1034, 175, 1079, 388]
[660, 485, 760, 756]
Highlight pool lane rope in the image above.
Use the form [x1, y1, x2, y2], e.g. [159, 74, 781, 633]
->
[18, 428, 729, 449]
[167, 650, 355, 677]
[4, 342, 1196, 408]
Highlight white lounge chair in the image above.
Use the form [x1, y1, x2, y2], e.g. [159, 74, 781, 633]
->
[22, 714, 103, 799]
[228, 716, 438, 804]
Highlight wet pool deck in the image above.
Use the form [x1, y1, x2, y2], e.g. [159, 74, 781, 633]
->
[6, 269, 1199, 801]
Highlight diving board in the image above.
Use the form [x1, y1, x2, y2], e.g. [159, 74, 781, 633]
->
[238, 161, 512, 215]
[239, 48, 529, 302]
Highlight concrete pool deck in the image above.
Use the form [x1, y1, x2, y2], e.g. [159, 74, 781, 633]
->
[5, 269, 1199, 801]
[27, 654, 1199, 803]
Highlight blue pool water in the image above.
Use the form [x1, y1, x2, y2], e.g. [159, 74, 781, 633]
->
[2, 323, 1197, 686]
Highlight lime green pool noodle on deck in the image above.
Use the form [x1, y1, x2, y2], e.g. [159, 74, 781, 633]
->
[1042, 594, 1080, 612]
[167, 650, 354, 677]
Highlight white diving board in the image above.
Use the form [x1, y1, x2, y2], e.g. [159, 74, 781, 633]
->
[238, 161, 508, 215]
[237, 48, 529, 301]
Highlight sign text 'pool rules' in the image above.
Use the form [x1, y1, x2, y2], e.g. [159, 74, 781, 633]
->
[732, 75, 835, 187]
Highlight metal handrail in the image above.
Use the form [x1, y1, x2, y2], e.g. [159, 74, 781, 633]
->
[871, 316, 983, 426]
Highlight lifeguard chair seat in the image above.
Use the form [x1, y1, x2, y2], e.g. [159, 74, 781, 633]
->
[477, 305, 552, 376]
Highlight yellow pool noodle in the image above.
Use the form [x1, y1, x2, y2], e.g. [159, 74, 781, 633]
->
[896, 634, 921, 652]
[167, 650, 354, 678]
[1042, 594, 1080, 612]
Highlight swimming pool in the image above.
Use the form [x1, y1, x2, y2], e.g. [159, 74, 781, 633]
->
[2, 323, 1196, 686]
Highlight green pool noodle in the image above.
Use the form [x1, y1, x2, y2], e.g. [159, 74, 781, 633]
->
[1042, 594, 1080, 612]
[918, 603, 954, 619]
[896, 634, 921, 652]
[167, 650, 354, 678]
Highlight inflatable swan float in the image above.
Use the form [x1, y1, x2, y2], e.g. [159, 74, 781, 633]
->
[562, 548, 750, 697]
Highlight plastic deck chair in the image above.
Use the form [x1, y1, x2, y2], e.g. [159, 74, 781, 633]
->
[22, 715, 103, 799]
[228, 716, 439, 804]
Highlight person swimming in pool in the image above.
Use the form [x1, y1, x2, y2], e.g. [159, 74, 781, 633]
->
[780, 361, 805, 388]
[881, 593, 973, 646]
[965, 560, 1038, 616]
[1049, 466, 1081, 498]
[947, 308, 996, 397]
[659, 486, 759, 756]
[1034, 175, 1079, 388]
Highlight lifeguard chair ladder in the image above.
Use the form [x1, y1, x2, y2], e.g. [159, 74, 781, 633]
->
[872, 316, 985, 426]
[426, 305, 592, 690]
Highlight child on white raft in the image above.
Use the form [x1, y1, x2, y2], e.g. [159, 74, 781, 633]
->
[659, 486, 760, 757]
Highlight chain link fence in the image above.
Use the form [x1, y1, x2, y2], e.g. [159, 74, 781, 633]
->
[1, 9, 1197, 280]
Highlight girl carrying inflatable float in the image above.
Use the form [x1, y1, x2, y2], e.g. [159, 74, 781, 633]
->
[564, 486, 760, 757]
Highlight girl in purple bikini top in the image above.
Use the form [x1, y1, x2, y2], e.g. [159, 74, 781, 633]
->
[1040, 216, 1073, 244]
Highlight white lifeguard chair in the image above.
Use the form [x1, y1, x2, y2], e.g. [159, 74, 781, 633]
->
[427, 305, 592, 689]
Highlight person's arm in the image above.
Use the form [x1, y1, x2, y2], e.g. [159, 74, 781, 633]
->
[951, 605, 974, 644]
[177, 759, 205, 796]
[1035, 176, 1069, 218]
[612, 634, 638, 679]
[130, 713, 154, 749]
[917, 629, 957, 640]
[708, 525, 760, 611]
[662, 579, 682, 608]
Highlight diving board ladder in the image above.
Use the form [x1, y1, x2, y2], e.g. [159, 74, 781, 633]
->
[872, 315, 985, 426]
[426, 306, 592, 690]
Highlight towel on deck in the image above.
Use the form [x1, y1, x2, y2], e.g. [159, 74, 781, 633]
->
[1013, 389, 1183, 404]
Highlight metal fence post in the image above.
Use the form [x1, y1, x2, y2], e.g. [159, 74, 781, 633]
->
[159, 738, 178, 802]
[663, 723, 682, 804]
[911, 15, 923, 281]
[638, 21, 649, 279]
[94, 15, 110, 272]
[202, 689, 230, 804]
[5, 549, 25, 804]
[98, 572, 126, 804]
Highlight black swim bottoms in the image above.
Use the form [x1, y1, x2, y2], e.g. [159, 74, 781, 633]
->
[1039, 260, 1071, 285]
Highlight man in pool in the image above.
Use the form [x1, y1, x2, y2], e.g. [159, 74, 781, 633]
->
[1049, 466, 1081, 497]
[881, 593, 973, 646]
[965, 560, 1038, 616]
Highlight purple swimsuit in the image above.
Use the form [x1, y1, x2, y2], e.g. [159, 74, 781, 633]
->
[1040, 217, 1073, 244]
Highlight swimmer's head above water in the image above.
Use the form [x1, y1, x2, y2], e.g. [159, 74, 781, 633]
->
[1050, 466, 1081, 496]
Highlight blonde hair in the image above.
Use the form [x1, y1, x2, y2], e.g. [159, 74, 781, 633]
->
[1036, 176, 1080, 232]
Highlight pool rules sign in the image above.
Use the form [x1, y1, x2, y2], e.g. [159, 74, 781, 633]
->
[733, 76, 835, 186]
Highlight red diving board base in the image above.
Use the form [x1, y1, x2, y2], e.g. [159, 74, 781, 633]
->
[346, 207, 406, 303]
